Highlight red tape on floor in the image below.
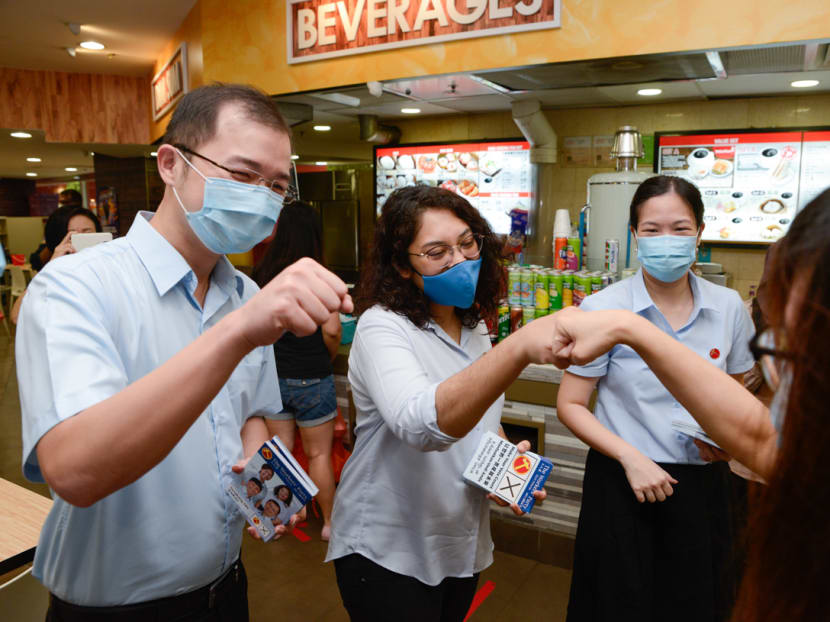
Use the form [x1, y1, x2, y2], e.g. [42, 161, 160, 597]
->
[291, 526, 311, 542]
[463, 580, 495, 621]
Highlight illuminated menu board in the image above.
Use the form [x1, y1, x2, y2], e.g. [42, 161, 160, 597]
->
[375, 140, 532, 235]
[657, 129, 830, 244]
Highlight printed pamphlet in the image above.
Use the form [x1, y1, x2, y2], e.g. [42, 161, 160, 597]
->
[671, 419, 722, 450]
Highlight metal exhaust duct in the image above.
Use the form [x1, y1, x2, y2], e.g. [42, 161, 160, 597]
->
[359, 114, 401, 145]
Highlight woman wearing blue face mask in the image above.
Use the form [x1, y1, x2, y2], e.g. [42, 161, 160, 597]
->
[558, 175, 755, 622]
[326, 185, 564, 622]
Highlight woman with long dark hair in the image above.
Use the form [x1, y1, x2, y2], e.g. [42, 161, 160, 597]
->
[558, 175, 755, 621]
[253, 201, 341, 541]
[325, 185, 564, 622]
[551, 186, 830, 622]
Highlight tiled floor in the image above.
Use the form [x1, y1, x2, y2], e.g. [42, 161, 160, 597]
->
[1, 333, 571, 621]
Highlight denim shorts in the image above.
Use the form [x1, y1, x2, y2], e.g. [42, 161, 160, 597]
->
[274, 375, 338, 428]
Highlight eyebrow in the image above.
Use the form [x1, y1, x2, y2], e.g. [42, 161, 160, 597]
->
[640, 219, 693, 227]
[420, 227, 472, 249]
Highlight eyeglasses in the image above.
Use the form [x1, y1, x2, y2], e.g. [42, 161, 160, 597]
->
[409, 234, 484, 272]
[174, 144, 298, 201]
[749, 328, 790, 392]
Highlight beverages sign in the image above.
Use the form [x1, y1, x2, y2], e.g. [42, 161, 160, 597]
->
[287, 0, 560, 64]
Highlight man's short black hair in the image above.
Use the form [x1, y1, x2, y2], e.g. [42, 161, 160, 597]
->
[58, 189, 83, 206]
[161, 83, 291, 151]
[260, 464, 274, 474]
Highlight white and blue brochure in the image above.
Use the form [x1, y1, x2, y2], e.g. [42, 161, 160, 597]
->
[226, 435, 319, 542]
[463, 431, 553, 514]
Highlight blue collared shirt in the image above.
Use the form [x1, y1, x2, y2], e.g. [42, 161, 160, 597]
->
[567, 269, 755, 464]
[17, 212, 281, 606]
[325, 306, 502, 586]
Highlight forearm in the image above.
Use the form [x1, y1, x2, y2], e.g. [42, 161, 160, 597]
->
[37, 309, 255, 506]
[620, 313, 778, 478]
[558, 400, 643, 465]
[241, 416, 270, 458]
[435, 330, 529, 438]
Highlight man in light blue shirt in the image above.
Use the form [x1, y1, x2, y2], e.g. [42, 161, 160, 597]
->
[17, 84, 352, 619]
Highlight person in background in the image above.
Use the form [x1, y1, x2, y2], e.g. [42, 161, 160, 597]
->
[557, 175, 755, 622]
[29, 189, 85, 270]
[550, 186, 830, 622]
[11, 206, 102, 324]
[253, 201, 341, 541]
[17, 83, 351, 621]
[327, 185, 560, 622]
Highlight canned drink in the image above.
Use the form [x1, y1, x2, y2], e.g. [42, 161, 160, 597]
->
[507, 266, 522, 306]
[601, 273, 611, 289]
[566, 237, 582, 271]
[590, 271, 604, 295]
[534, 270, 550, 310]
[497, 301, 510, 342]
[573, 271, 591, 307]
[549, 270, 564, 310]
[522, 305, 535, 325]
[534, 308, 549, 319]
[486, 314, 498, 345]
[520, 268, 534, 307]
[562, 270, 574, 307]
[605, 239, 620, 273]
[554, 237, 568, 270]
[510, 306, 523, 333]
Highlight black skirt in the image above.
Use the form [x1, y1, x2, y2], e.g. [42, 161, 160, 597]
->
[567, 449, 737, 622]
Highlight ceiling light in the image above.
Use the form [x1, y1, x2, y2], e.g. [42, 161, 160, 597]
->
[290, 154, 299, 160]
[150, 151, 158, 157]
[26, 172, 37, 177]
[26, 157, 41, 162]
[74, 175, 80, 180]
[637, 88, 662, 96]
[65, 167, 78, 172]
[11, 131, 32, 139]
[89, 151, 95, 156]
[65, 47, 76, 58]
[315, 161, 328, 166]
[313, 125, 331, 131]
[791, 79, 819, 88]
[401, 108, 421, 114]
[80, 41, 105, 50]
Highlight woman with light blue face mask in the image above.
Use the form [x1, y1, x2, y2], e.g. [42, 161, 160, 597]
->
[326, 185, 567, 622]
[558, 175, 756, 621]
[550, 186, 830, 622]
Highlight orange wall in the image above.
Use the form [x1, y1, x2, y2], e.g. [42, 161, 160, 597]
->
[0, 67, 149, 144]
[149, 0, 205, 142]
[198, 0, 830, 95]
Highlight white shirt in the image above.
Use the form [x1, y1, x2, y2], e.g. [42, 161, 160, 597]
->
[17, 212, 281, 605]
[325, 306, 503, 585]
[567, 269, 755, 464]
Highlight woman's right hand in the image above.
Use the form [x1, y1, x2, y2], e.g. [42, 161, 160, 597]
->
[52, 232, 76, 259]
[619, 450, 678, 503]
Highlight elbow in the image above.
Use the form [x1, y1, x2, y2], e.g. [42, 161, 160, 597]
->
[38, 453, 105, 508]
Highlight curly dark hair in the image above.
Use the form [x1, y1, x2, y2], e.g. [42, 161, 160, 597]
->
[355, 185, 505, 329]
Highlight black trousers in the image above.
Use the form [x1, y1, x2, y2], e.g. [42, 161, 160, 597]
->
[567, 450, 736, 622]
[45, 559, 248, 622]
[334, 553, 479, 622]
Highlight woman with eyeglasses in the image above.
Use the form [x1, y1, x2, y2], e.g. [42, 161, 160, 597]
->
[557, 175, 755, 622]
[551, 186, 830, 622]
[325, 185, 565, 622]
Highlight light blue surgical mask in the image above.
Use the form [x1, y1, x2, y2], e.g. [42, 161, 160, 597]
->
[172, 149, 283, 254]
[636, 234, 698, 283]
[420, 258, 482, 309]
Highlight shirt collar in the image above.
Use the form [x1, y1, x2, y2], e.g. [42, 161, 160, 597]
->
[126, 212, 240, 298]
[631, 267, 719, 316]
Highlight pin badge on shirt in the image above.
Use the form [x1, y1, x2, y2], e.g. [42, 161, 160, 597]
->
[710, 348, 721, 359]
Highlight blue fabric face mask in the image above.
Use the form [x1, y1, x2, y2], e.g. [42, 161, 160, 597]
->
[172, 149, 283, 254]
[636, 234, 698, 283]
[420, 258, 482, 309]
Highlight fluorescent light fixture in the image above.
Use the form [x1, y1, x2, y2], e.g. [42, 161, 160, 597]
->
[313, 125, 331, 131]
[315, 161, 328, 166]
[65, 167, 78, 172]
[26, 157, 41, 162]
[26, 172, 37, 177]
[150, 151, 158, 157]
[401, 108, 421, 114]
[637, 88, 662, 96]
[11, 131, 32, 139]
[791, 79, 819, 88]
[80, 40, 104, 50]
[290, 154, 299, 160]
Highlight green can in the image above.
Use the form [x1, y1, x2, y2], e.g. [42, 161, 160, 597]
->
[549, 270, 564, 311]
[507, 266, 522, 306]
[562, 270, 574, 307]
[522, 305, 535, 325]
[534, 307, 549, 319]
[534, 270, 550, 310]
[566, 237, 582, 271]
[497, 302, 510, 342]
[573, 271, 591, 307]
[590, 271, 604, 295]
[519, 268, 534, 307]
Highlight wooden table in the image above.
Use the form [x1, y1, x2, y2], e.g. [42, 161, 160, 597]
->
[0, 478, 52, 575]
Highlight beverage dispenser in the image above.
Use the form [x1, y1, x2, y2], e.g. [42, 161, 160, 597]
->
[581, 126, 650, 273]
